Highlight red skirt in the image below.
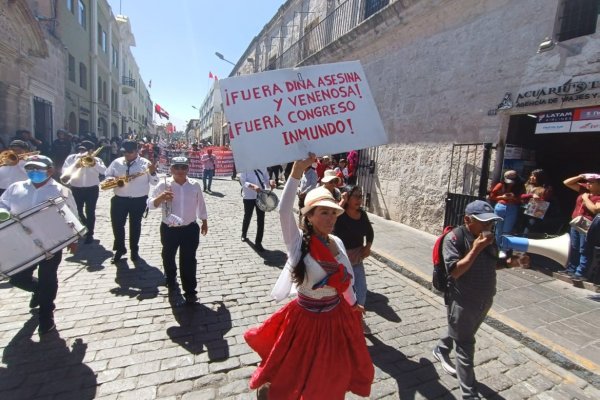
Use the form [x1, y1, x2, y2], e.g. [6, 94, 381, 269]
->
[244, 298, 374, 400]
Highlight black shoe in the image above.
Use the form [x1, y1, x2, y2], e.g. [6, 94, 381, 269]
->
[185, 293, 198, 305]
[130, 251, 140, 262]
[84, 235, 94, 244]
[168, 288, 185, 307]
[29, 292, 39, 309]
[241, 236, 247, 242]
[39, 320, 56, 335]
[111, 250, 125, 264]
[255, 244, 266, 252]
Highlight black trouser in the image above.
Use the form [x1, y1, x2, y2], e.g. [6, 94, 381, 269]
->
[160, 222, 200, 295]
[110, 195, 147, 253]
[242, 199, 264, 245]
[10, 251, 62, 327]
[0, 188, 5, 196]
[71, 186, 99, 236]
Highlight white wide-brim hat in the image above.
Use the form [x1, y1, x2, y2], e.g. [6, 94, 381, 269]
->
[300, 187, 344, 216]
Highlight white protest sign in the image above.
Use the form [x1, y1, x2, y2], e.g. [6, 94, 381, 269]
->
[219, 61, 388, 171]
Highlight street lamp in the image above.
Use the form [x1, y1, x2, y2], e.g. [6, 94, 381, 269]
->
[215, 52, 236, 66]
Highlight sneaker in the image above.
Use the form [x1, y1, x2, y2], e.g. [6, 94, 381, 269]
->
[39, 320, 56, 335]
[433, 346, 457, 376]
[185, 293, 198, 305]
[498, 250, 507, 259]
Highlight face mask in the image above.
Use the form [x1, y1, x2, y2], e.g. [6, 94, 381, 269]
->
[27, 170, 48, 184]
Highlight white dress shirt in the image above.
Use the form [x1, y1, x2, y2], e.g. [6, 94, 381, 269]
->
[200, 153, 216, 170]
[62, 152, 107, 187]
[148, 177, 208, 226]
[240, 168, 270, 200]
[104, 156, 158, 197]
[0, 161, 28, 190]
[0, 178, 77, 215]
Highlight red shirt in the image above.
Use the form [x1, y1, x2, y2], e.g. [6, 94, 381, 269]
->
[571, 192, 600, 220]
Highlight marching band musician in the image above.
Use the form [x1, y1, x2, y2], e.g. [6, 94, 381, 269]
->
[240, 167, 274, 252]
[105, 139, 158, 263]
[0, 140, 30, 196]
[62, 140, 106, 244]
[148, 157, 208, 306]
[0, 155, 78, 335]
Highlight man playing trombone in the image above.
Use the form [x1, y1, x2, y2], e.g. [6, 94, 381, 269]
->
[105, 139, 158, 263]
[61, 140, 106, 244]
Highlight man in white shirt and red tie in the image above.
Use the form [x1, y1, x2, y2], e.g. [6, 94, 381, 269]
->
[105, 139, 158, 263]
[61, 140, 106, 244]
[148, 156, 208, 306]
[200, 148, 216, 193]
[0, 140, 30, 196]
[0, 155, 78, 335]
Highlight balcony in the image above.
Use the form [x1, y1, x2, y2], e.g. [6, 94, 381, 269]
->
[121, 76, 136, 94]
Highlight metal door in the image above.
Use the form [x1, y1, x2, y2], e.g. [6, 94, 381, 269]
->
[355, 147, 377, 209]
[444, 143, 495, 227]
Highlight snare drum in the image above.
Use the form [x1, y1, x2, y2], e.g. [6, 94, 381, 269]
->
[0, 197, 87, 279]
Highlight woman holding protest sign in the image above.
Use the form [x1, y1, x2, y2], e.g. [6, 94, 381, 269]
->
[244, 154, 373, 400]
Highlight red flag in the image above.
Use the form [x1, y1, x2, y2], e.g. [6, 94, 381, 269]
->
[154, 104, 170, 119]
[209, 71, 213, 79]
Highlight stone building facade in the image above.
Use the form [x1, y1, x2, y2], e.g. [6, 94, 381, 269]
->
[0, 0, 152, 148]
[231, 0, 600, 234]
[0, 0, 65, 147]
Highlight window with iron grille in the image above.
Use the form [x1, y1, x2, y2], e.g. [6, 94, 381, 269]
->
[68, 54, 75, 82]
[78, 0, 87, 30]
[79, 62, 87, 89]
[557, 0, 600, 41]
[364, 0, 389, 19]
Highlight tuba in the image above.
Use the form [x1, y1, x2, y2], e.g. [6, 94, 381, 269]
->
[0, 150, 40, 167]
[100, 169, 149, 190]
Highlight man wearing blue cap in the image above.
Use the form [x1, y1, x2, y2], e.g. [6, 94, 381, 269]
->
[432, 200, 502, 400]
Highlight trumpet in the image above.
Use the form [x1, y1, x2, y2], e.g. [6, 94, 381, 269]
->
[0, 150, 40, 167]
[100, 169, 149, 190]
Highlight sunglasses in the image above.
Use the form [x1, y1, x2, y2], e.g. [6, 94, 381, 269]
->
[172, 165, 188, 170]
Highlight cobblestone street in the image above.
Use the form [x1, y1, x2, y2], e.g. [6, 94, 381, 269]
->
[1, 177, 599, 399]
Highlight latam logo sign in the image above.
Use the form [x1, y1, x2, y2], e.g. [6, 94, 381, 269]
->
[535, 106, 600, 134]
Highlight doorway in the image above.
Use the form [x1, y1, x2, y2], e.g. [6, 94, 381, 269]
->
[33, 96, 53, 145]
[505, 113, 600, 227]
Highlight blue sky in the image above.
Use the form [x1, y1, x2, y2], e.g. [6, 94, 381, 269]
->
[107, 0, 285, 130]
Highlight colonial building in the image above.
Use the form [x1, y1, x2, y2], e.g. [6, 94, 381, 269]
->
[197, 81, 226, 147]
[0, 0, 65, 147]
[0, 0, 152, 147]
[230, 0, 600, 234]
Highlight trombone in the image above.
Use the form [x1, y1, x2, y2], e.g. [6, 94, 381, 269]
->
[0, 150, 40, 167]
[60, 146, 105, 184]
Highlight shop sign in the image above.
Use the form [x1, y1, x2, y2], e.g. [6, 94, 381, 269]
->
[516, 79, 600, 108]
[534, 110, 573, 134]
[571, 106, 600, 132]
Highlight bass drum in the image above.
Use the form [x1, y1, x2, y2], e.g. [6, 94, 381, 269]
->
[0, 197, 87, 279]
[256, 190, 279, 212]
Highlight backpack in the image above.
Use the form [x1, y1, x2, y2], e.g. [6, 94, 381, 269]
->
[432, 226, 466, 292]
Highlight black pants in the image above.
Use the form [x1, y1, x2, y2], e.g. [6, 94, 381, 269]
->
[10, 251, 62, 327]
[0, 188, 5, 196]
[110, 195, 147, 253]
[160, 222, 200, 295]
[242, 199, 264, 245]
[71, 186, 99, 236]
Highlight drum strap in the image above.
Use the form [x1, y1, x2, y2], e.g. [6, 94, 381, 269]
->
[253, 169, 266, 189]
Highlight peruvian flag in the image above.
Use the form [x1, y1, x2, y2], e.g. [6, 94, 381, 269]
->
[154, 104, 169, 119]
[209, 71, 214, 79]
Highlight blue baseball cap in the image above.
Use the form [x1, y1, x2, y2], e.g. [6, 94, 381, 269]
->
[465, 200, 502, 222]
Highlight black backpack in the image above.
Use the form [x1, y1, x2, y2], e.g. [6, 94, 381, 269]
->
[432, 226, 466, 292]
